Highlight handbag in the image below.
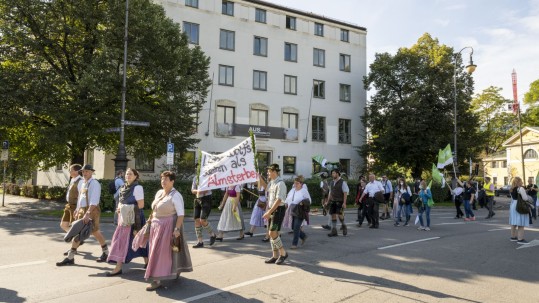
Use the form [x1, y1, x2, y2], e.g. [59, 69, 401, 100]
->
[413, 196, 423, 209]
[516, 193, 532, 214]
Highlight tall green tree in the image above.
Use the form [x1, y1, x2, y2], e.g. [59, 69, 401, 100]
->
[0, 0, 211, 173]
[362, 33, 483, 178]
[470, 86, 516, 155]
[523, 79, 539, 105]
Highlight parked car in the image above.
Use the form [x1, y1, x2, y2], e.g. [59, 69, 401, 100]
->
[495, 185, 511, 197]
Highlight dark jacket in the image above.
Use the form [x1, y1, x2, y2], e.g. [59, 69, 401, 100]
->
[64, 219, 93, 243]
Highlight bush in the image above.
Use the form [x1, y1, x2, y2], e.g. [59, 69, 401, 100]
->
[45, 186, 66, 200]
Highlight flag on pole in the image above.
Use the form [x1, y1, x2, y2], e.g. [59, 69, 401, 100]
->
[431, 164, 446, 188]
[312, 155, 327, 168]
[437, 149, 446, 169]
[442, 144, 453, 167]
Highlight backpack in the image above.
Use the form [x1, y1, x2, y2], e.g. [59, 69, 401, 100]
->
[108, 178, 118, 195]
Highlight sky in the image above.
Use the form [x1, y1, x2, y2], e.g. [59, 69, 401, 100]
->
[270, 0, 539, 103]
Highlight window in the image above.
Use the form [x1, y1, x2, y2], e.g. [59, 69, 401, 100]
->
[250, 109, 268, 126]
[341, 29, 349, 42]
[286, 16, 296, 30]
[284, 75, 297, 94]
[183, 22, 199, 44]
[493, 177, 498, 185]
[340, 54, 351, 72]
[339, 159, 350, 175]
[253, 36, 268, 56]
[85, 149, 94, 166]
[314, 22, 324, 36]
[282, 112, 298, 129]
[524, 149, 538, 159]
[253, 70, 267, 91]
[220, 29, 235, 51]
[185, 0, 198, 8]
[504, 176, 509, 186]
[340, 84, 351, 102]
[55, 163, 63, 171]
[256, 152, 271, 173]
[313, 80, 325, 98]
[312, 116, 325, 141]
[501, 160, 507, 168]
[135, 151, 154, 172]
[490, 161, 498, 168]
[217, 105, 235, 124]
[339, 119, 351, 144]
[222, 1, 234, 16]
[283, 156, 296, 174]
[255, 8, 266, 23]
[218, 65, 234, 86]
[313, 48, 325, 67]
[284, 42, 297, 62]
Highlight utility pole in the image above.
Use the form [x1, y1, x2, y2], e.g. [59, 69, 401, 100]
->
[512, 69, 526, 182]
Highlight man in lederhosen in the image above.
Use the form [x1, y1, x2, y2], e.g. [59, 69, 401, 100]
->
[262, 164, 288, 265]
[327, 169, 349, 237]
[191, 174, 217, 248]
[56, 164, 109, 266]
[60, 164, 83, 233]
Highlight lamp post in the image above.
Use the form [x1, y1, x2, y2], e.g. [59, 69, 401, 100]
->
[453, 46, 477, 175]
[113, 0, 130, 173]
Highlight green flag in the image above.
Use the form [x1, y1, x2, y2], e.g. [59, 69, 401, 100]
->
[437, 149, 446, 169]
[442, 144, 453, 167]
[431, 164, 446, 188]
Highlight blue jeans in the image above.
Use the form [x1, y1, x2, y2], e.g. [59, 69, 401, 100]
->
[292, 216, 306, 246]
[418, 205, 431, 227]
[464, 199, 474, 218]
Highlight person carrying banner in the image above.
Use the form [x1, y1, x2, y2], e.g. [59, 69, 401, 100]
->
[262, 164, 288, 265]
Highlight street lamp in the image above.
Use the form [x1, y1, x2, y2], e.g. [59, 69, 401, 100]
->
[113, 0, 130, 173]
[453, 46, 477, 175]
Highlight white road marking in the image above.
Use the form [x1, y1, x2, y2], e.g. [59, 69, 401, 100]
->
[0, 260, 47, 270]
[377, 237, 440, 250]
[516, 239, 539, 249]
[488, 228, 511, 231]
[436, 222, 465, 225]
[174, 270, 294, 302]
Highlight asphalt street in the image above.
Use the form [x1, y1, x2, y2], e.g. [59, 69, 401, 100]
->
[1, 197, 538, 303]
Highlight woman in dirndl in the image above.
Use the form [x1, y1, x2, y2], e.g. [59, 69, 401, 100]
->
[245, 183, 267, 237]
[105, 168, 148, 276]
[144, 171, 192, 291]
[216, 184, 245, 240]
[509, 176, 532, 245]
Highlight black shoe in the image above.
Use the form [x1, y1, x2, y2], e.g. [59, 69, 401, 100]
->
[56, 258, 74, 266]
[275, 254, 288, 265]
[342, 225, 348, 236]
[394, 222, 400, 227]
[96, 252, 108, 263]
[264, 257, 278, 264]
[63, 248, 76, 256]
[210, 235, 217, 246]
[236, 236, 244, 240]
[321, 225, 331, 230]
[328, 229, 338, 237]
[244, 232, 253, 237]
[262, 237, 270, 242]
[339, 226, 344, 231]
[106, 270, 123, 277]
[193, 242, 204, 248]
[491, 212, 496, 218]
[215, 237, 223, 242]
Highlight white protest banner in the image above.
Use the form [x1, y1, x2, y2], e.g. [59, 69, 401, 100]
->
[197, 136, 258, 190]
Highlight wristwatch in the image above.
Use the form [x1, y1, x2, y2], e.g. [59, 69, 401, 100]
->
[174, 227, 180, 232]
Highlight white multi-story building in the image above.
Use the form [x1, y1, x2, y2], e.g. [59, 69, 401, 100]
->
[36, 0, 367, 186]
[158, 0, 367, 178]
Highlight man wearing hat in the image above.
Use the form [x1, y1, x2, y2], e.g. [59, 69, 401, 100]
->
[327, 169, 350, 237]
[57, 164, 109, 266]
[262, 163, 288, 265]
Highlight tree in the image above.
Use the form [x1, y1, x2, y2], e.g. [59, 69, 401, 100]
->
[362, 33, 483, 178]
[470, 86, 516, 155]
[523, 79, 539, 105]
[0, 0, 211, 173]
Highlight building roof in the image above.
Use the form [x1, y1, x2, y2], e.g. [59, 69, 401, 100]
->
[243, 0, 367, 32]
[503, 126, 539, 147]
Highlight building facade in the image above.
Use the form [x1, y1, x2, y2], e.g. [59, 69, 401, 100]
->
[36, 0, 367, 186]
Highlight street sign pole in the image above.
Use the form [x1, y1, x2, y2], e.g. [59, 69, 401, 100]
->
[2, 140, 8, 207]
[167, 140, 174, 171]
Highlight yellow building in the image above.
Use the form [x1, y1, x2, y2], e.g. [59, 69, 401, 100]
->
[483, 126, 539, 186]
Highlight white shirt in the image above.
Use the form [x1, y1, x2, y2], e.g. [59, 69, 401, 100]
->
[452, 187, 464, 196]
[76, 178, 101, 210]
[364, 180, 384, 197]
[285, 184, 312, 206]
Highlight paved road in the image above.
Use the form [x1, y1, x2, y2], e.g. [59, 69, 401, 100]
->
[1, 196, 538, 303]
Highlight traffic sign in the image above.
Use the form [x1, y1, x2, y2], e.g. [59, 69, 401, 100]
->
[105, 127, 121, 133]
[166, 143, 174, 165]
[124, 120, 150, 127]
